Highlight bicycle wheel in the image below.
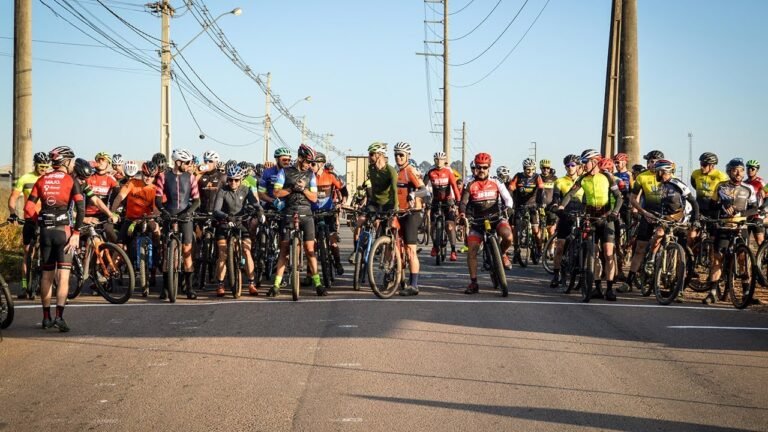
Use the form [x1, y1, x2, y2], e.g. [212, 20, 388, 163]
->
[26, 244, 40, 300]
[137, 241, 148, 293]
[291, 235, 301, 301]
[686, 238, 714, 292]
[65, 252, 85, 300]
[368, 235, 403, 299]
[435, 217, 444, 266]
[580, 241, 595, 302]
[456, 220, 466, 242]
[317, 230, 333, 290]
[542, 236, 556, 274]
[196, 233, 212, 290]
[516, 224, 529, 268]
[563, 239, 579, 294]
[253, 230, 266, 287]
[489, 237, 508, 297]
[92, 243, 134, 304]
[653, 242, 686, 305]
[166, 238, 180, 303]
[353, 233, 369, 291]
[728, 244, 756, 309]
[0, 276, 14, 329]
[227, 237, 243, 298]
[755, 241, 768, 287]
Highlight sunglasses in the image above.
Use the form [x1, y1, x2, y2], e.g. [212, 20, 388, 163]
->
[226, 178, 241, 183]
[369, 152, 378, 157]
[524, 168, 535, 172]
[748, 167, 758, 170]
[394, 153, 407, 158]
[566, 163, 577, 168]
[700, 162, 711, 167]
[476, 166, 490, 171]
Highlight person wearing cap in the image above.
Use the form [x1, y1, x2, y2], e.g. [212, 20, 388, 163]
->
[539, 159, 559, 243]
[744, 160, 765, 247]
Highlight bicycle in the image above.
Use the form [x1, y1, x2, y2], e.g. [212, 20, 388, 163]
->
[431, 203, 450, 265]
[194, 215, 217, 291]
[368, 209, 420, 299]
[561, 213, 605, 302]
[514, 208, 534, 267]
[222, 210, 258, 299]
[707, 216, 758, 309]
[467, 214, 509, 297]
[684, 219, 716, 294]
[286, 212, 304, 301]
[127, 216, 158, 297]
[649, 216, 689, 305]
[0, 221, 16, 329]
[347, 207, 387, 292]
[417, 210, 431, 246]
[160, 215, 188, 303]
[313, 209, 340, 291]
[252, 210, 280, 288]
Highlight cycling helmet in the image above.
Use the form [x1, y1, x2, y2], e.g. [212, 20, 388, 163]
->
[496, 166, 511, 179]
[111, 154, 124, 166]
[203, 150, 220, 163]
[434, 151, 447, 159]
[747, 159, 760, 169]
[474, 153, 491, 166]
[563, 154, 581, 165]
[470, 161, 476, 169]
[613, 153, 629, 162]
[368, 142, 387, 154]
[539, 159, 551, 169]
[644, 150, 665, 161]
[227, 164, 245, 179]
[631, 164, 645, 174]
[598, 158, 615, 172]
[49, 146, 75, 165]
[726, 158, 745, 171]
[522, 158, 536, 169]
[698, 152, 718, 165]
[151, 152, 168, 170]
[124, 161, 139, 177]
[238, 161, 253, 174]
[225, 160, 238, 172]
[192, 155, 200, 166]
[33, 152, 50, 165]
[580, 149, 601, 162]
[325, 162, 334, 171]
[297, 143, 317, 161]
[254, 163, 265, 177]
[393, 141, 412, 154]
[171, 148, 193, 162]
[141, 161, 158, 177]
[274, 147, 292, 159]
[653, 159, 675, 173]
[314, 152, 327, 163]
[216, 161, 225, 172]
[74, 158, 94, 179]
[94, 152, 112, 164]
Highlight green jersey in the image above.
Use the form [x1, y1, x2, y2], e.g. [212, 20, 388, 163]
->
[367, 163, 398, 209]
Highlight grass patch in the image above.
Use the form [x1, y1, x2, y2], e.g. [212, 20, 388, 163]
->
[0, 182, 23, 281]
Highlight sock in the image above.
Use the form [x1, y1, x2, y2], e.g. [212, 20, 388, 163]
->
[21, 277, 27, 289]
[217, 279, 225, 287]
[273, 275, 282, 288]
[247, 279, 254, 285]
[451, 246, 456, 253]
[43, 306, 51, 320]
[595, 280, 602, 290]
[312, 274, 322, 287]
[409, 273, 419, 289]
[56, 305, 64, 318]
[607, 281, 613, 290]
[471, 277, 478, 284]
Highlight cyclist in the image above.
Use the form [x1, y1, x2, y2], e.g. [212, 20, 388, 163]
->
[744, 160, 765, 246]
[425, 151, 462, 262]
[269, 144, 322, 296]
[213, 164, 262, 297]
[87, 152, 120, 243]
[8, 152, 50, 298]
[152, 152, 169, 174]
[631, 164, 645, 179]
[311, 152, 348, 275]
[496, 166, 511, 184]
[704, 158, 759, 304]
[539, 159, 558, 243]
[197, 151, 225, 222]
[239, 161, 259, 197]
[612, 152, 633, 281]
[393, 142, 429, 296]
[155, 148, 201, 300]
[24, 146, 84, 332]
[111, 154, 126, 184]
[559, 150, 623, 301]
[459, 152, 514, 294]
[259, 147, 293, 210]
[549, 155, 584, 288]
[124, 161, 139, 180]
[507, 158, 545, 267]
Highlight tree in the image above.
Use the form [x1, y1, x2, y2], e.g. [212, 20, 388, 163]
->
[418, 161, 433, 174]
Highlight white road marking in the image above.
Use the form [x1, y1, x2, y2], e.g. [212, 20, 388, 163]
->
[668, 326, 768, 331]
[334, 363, 361, 367]
[336, 418, 363, 423]
[98, 400, 109, 403]
[337, 324, 358, 328]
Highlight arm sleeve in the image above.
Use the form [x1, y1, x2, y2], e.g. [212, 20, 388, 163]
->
[71, 180, 85, 231]
[448, 171, 461, 201]
[608, 175, 623, 213]
[212, 189, 226, 219]
[24, 181, 41, 219]
[389, 166, 399, 210]
[686, 192, 700, 221]
[496, 179, 514, 208]
[274, 169, 286, 191]
[189, 175, 200, 199]
[459, 184, 470, 214]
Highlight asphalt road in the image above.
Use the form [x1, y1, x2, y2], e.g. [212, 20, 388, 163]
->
[1, 230, 767, 431]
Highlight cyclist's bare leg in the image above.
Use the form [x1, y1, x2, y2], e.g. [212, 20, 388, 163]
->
[498, 225, 513, 254]
[553, 239, 566, 270]
[447, 220, 457, 250]
[406, 244, 419, 275]
[274, 241, 290, 278]
[304, 241, 319, 276]
[602, 242, 616, 281]
[467, 243, 480, 279]
[215, 240, 227, 281]
[630, 240, 648, 273]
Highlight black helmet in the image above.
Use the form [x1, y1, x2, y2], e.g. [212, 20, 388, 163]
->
[643, 150, 665, 161]
[563, 154, 581, 165]
[74, 158, 94, 179]
[314, 152, 327, 163]
[49, 146, 75, 166]
[631, 164, 646, 174]
[151, 152, 168, 171]
[699, 152, 718, 165]
[141, 161, 159, 177]
[297, 144, 317, 161]
[34, 152, 51, 165]
[726, 158, 745, 171]
[254, 163, 265, 177]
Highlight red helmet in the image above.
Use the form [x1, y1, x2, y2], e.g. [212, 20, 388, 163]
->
[141, 161, 159, 177]
[598, 157, 615, 172]
[473, 152, 491, 166]
[613, 152, 628, 162]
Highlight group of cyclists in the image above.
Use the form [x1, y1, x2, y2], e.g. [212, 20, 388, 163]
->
[5, 140, 767, 332]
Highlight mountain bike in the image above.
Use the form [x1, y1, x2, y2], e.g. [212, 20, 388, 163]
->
[561, 213, 605, 302]
[467, 214, 508, 297]
[0, 221, 16, 329]
[223, 211, 257, 299]
[708, 216, 758, 309]
[346, 207, 387, 292]
[514, 208, 534, 267]
[286, 213, 305, 301]
[314, 209, 339, 291]
[194, 216, 216, 291]
[417, 210, 430, 246]
[252, 210, 280, 287]
[649, 217, 689, 305]
[684, 219, 716, 293]
[368, 209, 420, 299]
[160, 215, 188, 303]
[431, 203, 450, 265]
[127, 216, 158, 297]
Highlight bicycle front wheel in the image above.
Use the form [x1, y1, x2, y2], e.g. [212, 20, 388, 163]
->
[653, 242, 686, 305]
[755, 240, 768, 287]
[489, 237, 508, 297]
[728, 244, 756, 309]
[290, 235, 301, 301]
[368, 235, 403, 299]
[227, 237, 243, 298]
[0, 276, 14, 329]
[26, 244, 40, 300]
[93, 243, 134, 304]
[166, 238, 180, 303]
[686, 239, 714, 292]
[317, 230, 333, 290]
[580, 241, 595, 302]
[542, 236, 556, 275]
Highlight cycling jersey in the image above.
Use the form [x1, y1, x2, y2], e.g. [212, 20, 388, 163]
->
[121, 179, 157, 220]
[508, 173, 544, 207]
[198, 170, 225, 213]
[242, 175, 258, 196]
[258, 166, 281, 198]
[614, 170, 632, 195]
[156, 170, 200, 215]
[396, 164, 425, 210]
[14, 172, 39, 199]
[714, 181, 757, 216]
[564, 172, 622, 216]
[212, 184, 258, 219]
[690, 168, 728, 212]
[658, 178, 697, 221]
[460, 178, 514, 220]
[540, 173, 557, 206]
[368, 163, 399, 209]
[631, 170, 663, 212]
[553, 175, 584, 212]
[274, 166, 317, 215]
[85, 173, 117, 216]
[425, 166, 461, 203]
[314, 170, 345, 211]
[25, 170, 85, 231]
[745, 176, 765, 199]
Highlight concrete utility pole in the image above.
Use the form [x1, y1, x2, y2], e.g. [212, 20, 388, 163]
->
[618, 0, 640, 163]
[13, 0, 33, 181]
[442, 0, 451, 162]
[600, 0, 622, 157]
[263, 72, 272, 162]
[529, 141, 537, 163]
[159, 0, 173, 158]
[461, 122, 466, 179]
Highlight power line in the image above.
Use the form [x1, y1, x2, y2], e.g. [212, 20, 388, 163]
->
[453, 0, 550, 88]
[450, 0, 476, 15]
[0, 35, 156, 51]
[450, 0, 503, 42]
[0, 51, 155, 74]
[92, 0, 164, 44]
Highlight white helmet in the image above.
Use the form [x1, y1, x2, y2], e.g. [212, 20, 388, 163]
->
[522, 158, 536, 169]
[171, 148, 193, 162]
[433, 151, 446, 159]
[111, 154, 125, 166]
[394, 141, 412, 154]
[203, 150, 220, 163]
[124, 161, 139, 177]
[496, 166, 510, 178]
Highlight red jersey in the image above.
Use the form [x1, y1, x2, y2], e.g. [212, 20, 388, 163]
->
[86, 173, 117, 216]
[459, 178, 513, 219]
[426, 166, 461, 203]
[396, 164, 424, 210]
[122, 179, 157, 220]
[25, 170, 85, 229]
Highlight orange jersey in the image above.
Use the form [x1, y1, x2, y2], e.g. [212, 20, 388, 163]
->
[396, 164, 425, 210]
[122, 179, 157, 220]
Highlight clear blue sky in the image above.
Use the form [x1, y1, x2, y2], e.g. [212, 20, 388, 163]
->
[1, 0, 766, 177]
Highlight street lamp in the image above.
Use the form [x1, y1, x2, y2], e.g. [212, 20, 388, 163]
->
[272, 96, 312, 124]
[173, 8, 243, 59]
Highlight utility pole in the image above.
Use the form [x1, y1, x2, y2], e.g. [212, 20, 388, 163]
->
[158, 0, 173, 158]
[618, 0, 640, 163]
[688, 132, 693, 179]
[600, 0, 622, 158]
[529, 141, 537, 163]
[461, 122, 466, 179]
[13, 0, 33, 183]
[301, 117, 306, 146]
[263, 72, 272, 162]
[443, 0, 451, 162]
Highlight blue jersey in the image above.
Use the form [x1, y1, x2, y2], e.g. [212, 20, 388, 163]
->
[258, 166, 281, 199]
[614, 171, 632, 195]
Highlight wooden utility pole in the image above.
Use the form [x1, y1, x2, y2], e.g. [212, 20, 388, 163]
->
[618, 0, 640, 163]
[600, 0, 622, 158]
[159, 0, 173, 158]
[442, 0, 451, 162]
[263, 72, 272, 162]
[13, 0, 33, 181]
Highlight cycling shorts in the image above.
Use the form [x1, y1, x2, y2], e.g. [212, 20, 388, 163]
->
[119, 219, 159, 244]
[399, 212, 422, 245]
[431, 203, 456, 223]
[280, 214, 315, 242]
[468, 219, 510, 245]
[215, 223, 250, 241]
[514, 206, 540, 226]
[592, 219, 616, 244]
[555, 216, 574, 240]
[23, 219, 37, 246]
[545, 210, 558, 227]
[315, 214, 339, 235]
[40, 225, 74, 271]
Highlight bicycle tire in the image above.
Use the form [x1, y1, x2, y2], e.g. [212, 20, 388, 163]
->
[516, 223, 529, 268]
[196, 233, 211, 290]
[685, 238, 714, 292]
[227, 236, 242, 298]
[637, 249, 654, 297]
[353, 233, 369, 291]
[484, 244, 499, 289]
[65, 253, 85, 300]
[25, 244, 40, 300]
[368, 235, 403, 299]
[138, 242, 148, 292]
[653, 242, 686, 305]
[489, 237, 508, 297]
[755, 241, 768, 287]
[93, 243, 134, 304]
[0, 276, 14, 329]
[253, 230, 266, 287]
[166, 238, 180, 303]
[580, 240, 595, 302]
[542, 235, 556, 274]
[317, 228, 333, 290]
[435, 217, 444, 266]
[291, 235, 301, 301]
[728, 244, 756, 309]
